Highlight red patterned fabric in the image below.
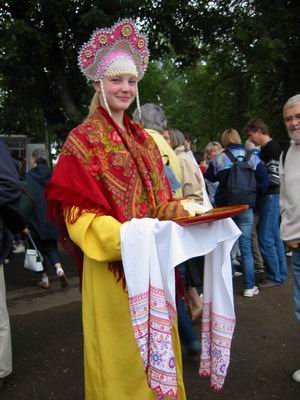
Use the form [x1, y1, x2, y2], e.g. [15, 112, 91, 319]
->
[46, 106, 171, 223]
[45, 106, 171, 282]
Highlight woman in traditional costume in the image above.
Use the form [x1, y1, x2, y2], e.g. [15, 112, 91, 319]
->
[46, 19, 186, 400]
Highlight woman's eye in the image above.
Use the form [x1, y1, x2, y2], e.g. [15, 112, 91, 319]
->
[129, 80, 137, 85]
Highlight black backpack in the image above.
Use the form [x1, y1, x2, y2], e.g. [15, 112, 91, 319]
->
[224, 149, 257, 206]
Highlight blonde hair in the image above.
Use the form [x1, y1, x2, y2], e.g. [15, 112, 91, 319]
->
[220, 128, 241, 148]
[88, 92, 100, 117]
[204, 141, 222, 161]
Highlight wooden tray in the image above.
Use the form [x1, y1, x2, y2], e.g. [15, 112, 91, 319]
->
[173, 204, 249, 225]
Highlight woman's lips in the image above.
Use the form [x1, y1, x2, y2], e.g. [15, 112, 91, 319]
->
[117, 97, 130, 102]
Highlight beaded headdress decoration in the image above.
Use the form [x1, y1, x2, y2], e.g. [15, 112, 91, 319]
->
[78, 19, 149, 118]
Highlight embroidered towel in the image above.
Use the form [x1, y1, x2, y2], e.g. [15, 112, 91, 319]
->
[121, 217, 240, 399]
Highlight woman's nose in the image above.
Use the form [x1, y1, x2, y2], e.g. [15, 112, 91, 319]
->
[121, 81, 130, 91]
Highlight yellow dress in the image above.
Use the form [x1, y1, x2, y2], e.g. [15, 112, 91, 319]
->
[66, 212, 186, 400]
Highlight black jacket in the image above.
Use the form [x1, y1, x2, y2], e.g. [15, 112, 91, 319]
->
[0, 141, 22, 264]
[26, 163, 58, 241]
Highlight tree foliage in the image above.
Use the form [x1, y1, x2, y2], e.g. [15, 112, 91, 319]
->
[1, 0, 300, 149]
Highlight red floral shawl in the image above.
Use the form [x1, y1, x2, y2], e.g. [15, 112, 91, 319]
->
[46, 106, 171, 277]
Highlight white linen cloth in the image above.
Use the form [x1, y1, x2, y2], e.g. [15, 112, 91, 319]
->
[121, 217, 240, 398]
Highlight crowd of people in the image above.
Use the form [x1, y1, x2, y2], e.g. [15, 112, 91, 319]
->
[0, 17, 299, 399]
[0, 145, 69, 388]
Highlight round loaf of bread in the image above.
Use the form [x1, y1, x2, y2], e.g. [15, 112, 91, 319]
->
[151, 199, 208, 221]
[151, 200, 189, 221]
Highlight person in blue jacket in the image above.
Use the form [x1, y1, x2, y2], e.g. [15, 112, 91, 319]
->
[205, 128, 269, 297]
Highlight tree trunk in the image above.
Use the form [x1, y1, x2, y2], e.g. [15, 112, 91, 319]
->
[52, 65, 83, 123]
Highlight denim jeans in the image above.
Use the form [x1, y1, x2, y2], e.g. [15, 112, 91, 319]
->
[252, 213, 264, 268]
[233, 208, 255, 289]
[258, 193, 287, 284]
[291, 249, 300, 323]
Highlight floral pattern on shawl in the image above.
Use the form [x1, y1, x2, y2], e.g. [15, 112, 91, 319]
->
[46, 106, 171, 223]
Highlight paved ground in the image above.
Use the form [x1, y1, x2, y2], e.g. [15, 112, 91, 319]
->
[1, 250, 299, 399]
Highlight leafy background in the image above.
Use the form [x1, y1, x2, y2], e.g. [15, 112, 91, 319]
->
[1, 0, 300, 151]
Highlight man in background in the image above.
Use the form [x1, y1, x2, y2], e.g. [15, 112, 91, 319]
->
[245, 119, 287, 288]
[280, 94, 300, 383]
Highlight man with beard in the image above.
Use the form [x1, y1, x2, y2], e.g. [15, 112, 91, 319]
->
[280, 94, 300, 383]
[244, 118, 287, 288]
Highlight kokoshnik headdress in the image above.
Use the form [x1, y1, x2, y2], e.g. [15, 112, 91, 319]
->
[78, 19, 149, 118]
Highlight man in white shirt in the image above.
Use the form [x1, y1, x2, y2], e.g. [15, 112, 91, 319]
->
[280, 94, 300, 383]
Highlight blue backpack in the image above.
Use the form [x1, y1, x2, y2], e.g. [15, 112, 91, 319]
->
[224, 149, 257, 206]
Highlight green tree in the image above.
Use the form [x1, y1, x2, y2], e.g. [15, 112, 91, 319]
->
[162, 0, 300, 144]
[1, 0, 300, 149]
[0, 0, 150, 141]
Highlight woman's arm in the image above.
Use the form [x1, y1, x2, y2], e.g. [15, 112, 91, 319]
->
[66, 211, 122, 263]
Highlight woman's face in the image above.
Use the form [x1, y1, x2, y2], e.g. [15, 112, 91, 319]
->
[162, 130, 171, 146]
[96, 74, 137, 113]
[209, 145, 221, 160]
